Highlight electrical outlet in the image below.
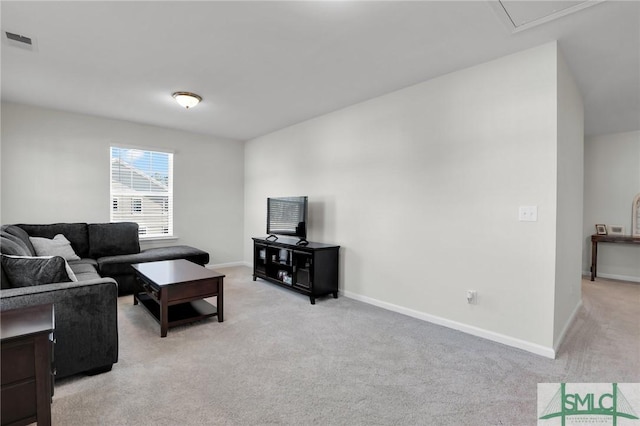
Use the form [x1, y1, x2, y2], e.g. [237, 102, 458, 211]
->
[466, 290, 477, 304]
[518, 206, 538, 222]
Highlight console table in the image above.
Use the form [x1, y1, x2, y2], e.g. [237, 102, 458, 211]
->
[252, 237, 339, 304]
[1, 304, 55, 426]
[590, 234, 640, 281]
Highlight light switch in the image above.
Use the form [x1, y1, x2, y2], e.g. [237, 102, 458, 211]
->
[519, 206, 538, 222]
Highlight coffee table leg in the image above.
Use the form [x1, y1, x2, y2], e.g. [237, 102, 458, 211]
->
[217, 278, 224, 322]
[160, 295, 168, 337]
[133, 278, 139, 305]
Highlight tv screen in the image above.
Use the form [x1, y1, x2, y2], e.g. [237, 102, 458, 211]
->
[267, 196, 308, 239]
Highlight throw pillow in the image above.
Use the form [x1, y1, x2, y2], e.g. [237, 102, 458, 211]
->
[1, 255, 73, 288]
[2, 254, 78, 283]
[0, 234, 31, 256]
[29, 234, 81, 261]
[1, 225, 36, 255]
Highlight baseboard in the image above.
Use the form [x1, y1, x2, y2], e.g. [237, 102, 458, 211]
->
[553, 299, 582, 352]
[342, 290, 556, 359]
[206, 261, 246, 269]
[582, 270, 640, 283]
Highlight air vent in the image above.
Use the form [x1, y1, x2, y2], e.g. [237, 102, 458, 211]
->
[3, 31, 37, 51]
[6, 32, 31, 45]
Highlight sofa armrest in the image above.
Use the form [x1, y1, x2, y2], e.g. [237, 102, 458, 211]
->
[0, 278, 119, 378]
[0, 277, 116, 299]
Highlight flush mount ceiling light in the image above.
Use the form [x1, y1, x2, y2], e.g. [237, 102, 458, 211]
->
[172, 92, 202, 109]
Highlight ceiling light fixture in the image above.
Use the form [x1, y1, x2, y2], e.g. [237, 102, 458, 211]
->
[172, 92, 202, 109]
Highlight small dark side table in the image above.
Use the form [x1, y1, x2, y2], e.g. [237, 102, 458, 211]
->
[1, 303, 55, 426]
[590, 234, 640, 281]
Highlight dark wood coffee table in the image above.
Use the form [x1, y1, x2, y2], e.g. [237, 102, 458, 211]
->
[131, 259, 224, 337]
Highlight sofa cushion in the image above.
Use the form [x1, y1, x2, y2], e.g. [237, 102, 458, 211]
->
[1, 233, 32, 256]
[97, 245, 209, 277]
[69, 263, 102, 281]
[1, 225, 36, 255]
[30, 234, 81, 261]
[88, 222, 140, 258]
[1, 236, 31, 289]
[1, 255, 72, 288]
[17, 223, 90, 258]
[68, 258, 98, 267]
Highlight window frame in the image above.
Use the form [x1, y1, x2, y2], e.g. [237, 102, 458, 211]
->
[110, 145, 174, 239]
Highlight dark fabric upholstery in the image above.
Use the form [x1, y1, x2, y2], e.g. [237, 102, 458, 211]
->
[17, 223, 90, 258]
[4, 220, 209, 299]
[98, 246, 209, 276]
[1, 225, 35, 255]
[0, 221, 208, 378]
[1, 234, 31, 256]
[68, 258, 98, 267]
[111, 274, 137, 296]
[69, 263, 102, 281]
[97, 246, 209, 295]
[1, 232, 29, 254]
[0, 279, 119, 378]
[1, 255, 71, 288]
[88, 222, 140, 258]
[1, 269, 7, 290]
[1, 236, 32, 289]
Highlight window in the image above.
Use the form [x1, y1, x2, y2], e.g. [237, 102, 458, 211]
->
[131, 198, 142, 214]
[110, 146, 173, 238]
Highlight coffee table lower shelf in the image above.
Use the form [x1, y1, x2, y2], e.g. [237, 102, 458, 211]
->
[135, 293, 218, 331]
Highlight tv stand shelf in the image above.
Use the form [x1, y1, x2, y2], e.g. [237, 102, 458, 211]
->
[252, 237, 340, 304]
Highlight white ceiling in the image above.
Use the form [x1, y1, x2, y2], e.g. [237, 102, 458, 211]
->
[1, 1, 638, 141]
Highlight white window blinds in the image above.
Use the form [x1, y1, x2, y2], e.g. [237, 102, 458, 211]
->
[110, 146, 173, 238]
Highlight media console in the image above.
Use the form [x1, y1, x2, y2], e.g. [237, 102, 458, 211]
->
[252, 237, 340, 304]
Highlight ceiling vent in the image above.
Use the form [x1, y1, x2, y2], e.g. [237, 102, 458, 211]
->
[490, 0, 605, 33]
[4, 31, 37, 51]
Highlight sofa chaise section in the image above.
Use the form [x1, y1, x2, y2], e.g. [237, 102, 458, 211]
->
[97, 245, 209, 294]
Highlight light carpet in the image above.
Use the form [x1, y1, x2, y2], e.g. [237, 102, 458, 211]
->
[51, 267, 640, 425]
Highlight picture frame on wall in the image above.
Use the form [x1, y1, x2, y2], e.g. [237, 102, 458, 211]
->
[608, 225, 624, 236]
[595, 224, 607, 235]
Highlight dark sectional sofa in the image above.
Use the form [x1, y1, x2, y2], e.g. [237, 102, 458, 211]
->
[0, 222, 210, 378]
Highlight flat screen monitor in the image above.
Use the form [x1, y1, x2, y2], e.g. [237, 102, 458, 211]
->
[267, 196, 308, 240]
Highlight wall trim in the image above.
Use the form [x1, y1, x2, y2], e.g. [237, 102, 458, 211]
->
[207, 261, 246, 269]
[342, 290, 556, 359]
[553, 299, 583, 352]
[582, 271, 640, 283]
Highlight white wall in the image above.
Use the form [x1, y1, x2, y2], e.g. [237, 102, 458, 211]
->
[583, 130, 640, 282]
[553, 49, 584, 348]
[1, 102, 245, 266]
[245, 42, 579, 355]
